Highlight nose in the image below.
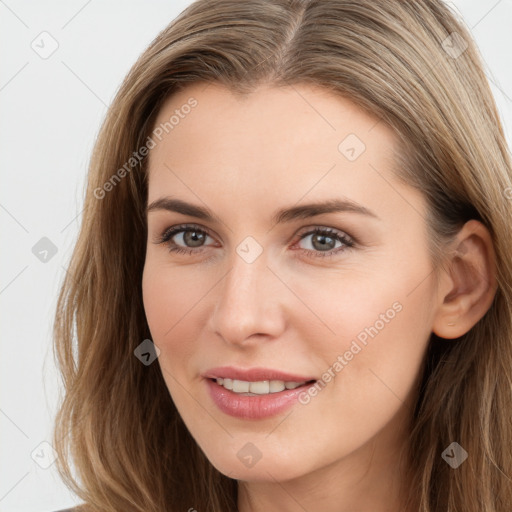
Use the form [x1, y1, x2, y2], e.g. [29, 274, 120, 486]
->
[209, 247, 286, 347]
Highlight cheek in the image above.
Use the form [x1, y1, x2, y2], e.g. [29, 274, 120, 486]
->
[142, 265, 173, 340]
[142, 262, 207, 339]
[289, 278, 431, 463]
[292, 249, 434, 403]
[286, 265, 418, 360]
[142, 264, 204, 410]
[142, 264, 195, 371]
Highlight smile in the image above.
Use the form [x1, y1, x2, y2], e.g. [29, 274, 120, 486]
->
[214, 377, 312, 395]
[205, 378, 317, 419]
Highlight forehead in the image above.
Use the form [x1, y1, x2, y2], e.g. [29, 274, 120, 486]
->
[145, 82, 417, 227]
[149, 81, 393, 151]
[148, 82, 397, 172]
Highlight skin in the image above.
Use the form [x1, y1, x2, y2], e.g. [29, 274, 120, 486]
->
[142, 82, 497, 512]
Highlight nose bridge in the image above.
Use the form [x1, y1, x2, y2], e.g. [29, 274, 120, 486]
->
[211, 243, 283, 344]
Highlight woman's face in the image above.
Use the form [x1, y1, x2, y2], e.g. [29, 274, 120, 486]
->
[142, 82, 439, 484]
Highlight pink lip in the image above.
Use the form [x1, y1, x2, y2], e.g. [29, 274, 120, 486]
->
[202, 366, 316, 382]
[202, 366, 317, 420]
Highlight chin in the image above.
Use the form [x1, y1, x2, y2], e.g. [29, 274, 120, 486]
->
[203, 445, 309, 483]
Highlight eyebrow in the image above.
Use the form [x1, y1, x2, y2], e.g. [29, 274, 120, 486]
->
[146, 197, 380, 224]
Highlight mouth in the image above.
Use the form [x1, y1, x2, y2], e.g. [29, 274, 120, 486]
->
[208, 377, 317, 396]
[202, 366, 319, 419]
[203, 369, 319, 419]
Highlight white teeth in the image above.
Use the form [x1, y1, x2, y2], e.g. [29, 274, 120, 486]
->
[215, 378, 308, 394]
[232, 380, 250, 393]
[248, 381, 269, 394]
[269, 380, 285, 392]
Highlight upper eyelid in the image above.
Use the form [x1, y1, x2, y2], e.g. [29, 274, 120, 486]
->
[158, 223, 214, 241]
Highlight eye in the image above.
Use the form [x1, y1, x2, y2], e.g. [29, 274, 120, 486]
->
[153, 224, 216, 255]
[293, 227, 355, 258]
[153, 224, 355, 258]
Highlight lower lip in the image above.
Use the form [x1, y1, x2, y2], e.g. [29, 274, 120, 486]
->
[205, 378, 315, 419]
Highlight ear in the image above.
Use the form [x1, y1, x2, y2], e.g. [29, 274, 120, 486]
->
[432, 219, 498, 339]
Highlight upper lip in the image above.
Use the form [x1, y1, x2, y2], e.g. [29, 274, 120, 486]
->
[202, 366, 317, 382]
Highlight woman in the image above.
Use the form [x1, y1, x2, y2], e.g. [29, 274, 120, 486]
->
[52, 0, 512, 511]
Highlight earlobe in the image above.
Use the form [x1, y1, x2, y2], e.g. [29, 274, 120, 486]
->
[432, 220, 498, 340]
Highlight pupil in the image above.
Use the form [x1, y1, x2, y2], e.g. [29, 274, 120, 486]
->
[314, 234, 333, 251]
[185, 231, 204, 247]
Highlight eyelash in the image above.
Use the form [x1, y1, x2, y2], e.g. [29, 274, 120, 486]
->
[154, 223, 355, 259]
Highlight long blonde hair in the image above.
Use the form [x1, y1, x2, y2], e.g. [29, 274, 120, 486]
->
[52, 1, 512, 510]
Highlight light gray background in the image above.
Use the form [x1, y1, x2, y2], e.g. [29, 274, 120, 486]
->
[1, 1, 511, 511]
